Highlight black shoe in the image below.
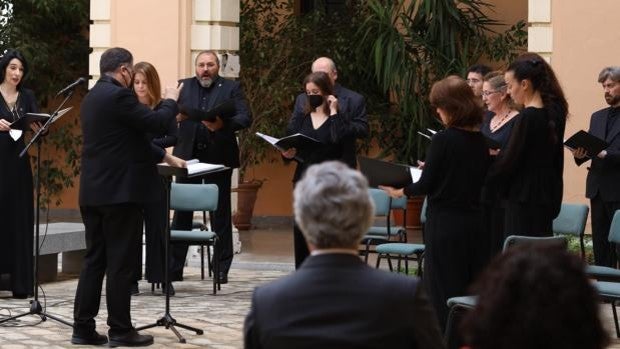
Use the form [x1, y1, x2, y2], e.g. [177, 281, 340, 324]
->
[130, 282, 139, 295]
[162, 282, 175, 296]
[218, 272, 228, 284]
[71, 331, 108, 345]
[108, 330, 153, 347]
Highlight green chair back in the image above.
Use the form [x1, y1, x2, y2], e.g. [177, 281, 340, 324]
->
[553, 203, 589, 237]
[369, 188, 391, 217]
[420, 197, 428, 225]
[502, 235, 568, 252]
[608, 210, 620, 244]
[171, 183, 219, 212]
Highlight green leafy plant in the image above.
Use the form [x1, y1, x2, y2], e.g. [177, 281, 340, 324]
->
[238, 0, 389, 181]
[358, 0, 527, 163]
[1, 0, 88, 207]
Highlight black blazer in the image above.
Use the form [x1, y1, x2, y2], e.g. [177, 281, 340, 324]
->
[244, 253, 444, 349]
[575, 107, 620, 201]
[79, 76, 178, 206]
[292, 84, 368, 168]
[173, 76, 251, 168]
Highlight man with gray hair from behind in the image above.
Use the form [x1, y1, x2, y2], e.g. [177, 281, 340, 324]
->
[573, 66, 620, 267]
[244, 161, 444, 349]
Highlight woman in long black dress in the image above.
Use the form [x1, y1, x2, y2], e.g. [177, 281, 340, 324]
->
[131, 61, 179, 295]
[281, 72, 348, 268]
[480, 71, 519, 258]
[0, 49, 39, 298]
[381, 76, 490, 328]
[488, 53, 568, 236]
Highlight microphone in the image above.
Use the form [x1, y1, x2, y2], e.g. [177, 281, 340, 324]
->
[56, 77, 86, 96]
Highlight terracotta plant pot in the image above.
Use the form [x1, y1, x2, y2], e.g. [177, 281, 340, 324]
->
[392, 195, 424, 230]
[232, 181, 263, 230]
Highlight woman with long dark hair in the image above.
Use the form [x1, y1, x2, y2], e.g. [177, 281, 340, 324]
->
[0, 49, 39, 298]
[488, 53, 568, 237]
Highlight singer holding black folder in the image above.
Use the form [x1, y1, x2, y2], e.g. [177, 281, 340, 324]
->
[0, 49, 40, 299]
[381, 76, 490, 328]
[486, 53, 567, 238]
[572, 66, 620, 267]
[172, 50, 251, 285]
[283, 72, 349, 268]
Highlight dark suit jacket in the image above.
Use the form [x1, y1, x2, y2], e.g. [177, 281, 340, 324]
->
[292, 84, 368, 168]
[244, 253, 444, 349]
[173, 76, 251, 168]
[575, 107, 620, 201]
[79, 76, 178, 206]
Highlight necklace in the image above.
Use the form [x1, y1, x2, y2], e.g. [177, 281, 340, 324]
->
[0, 84, 18, 109]
[490, 111, 512, 132]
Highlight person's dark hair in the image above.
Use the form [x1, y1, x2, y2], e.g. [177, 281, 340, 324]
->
[429, 75, 483, 128]
[467, 64, 492, 77]
[461, 244, 608, 349]
[195, 50, 220, 67]
[0, 49, 29, 89]
[303, 71, 333, 115]
[507, 52, 568, 143]
[100, 47, 133, 75]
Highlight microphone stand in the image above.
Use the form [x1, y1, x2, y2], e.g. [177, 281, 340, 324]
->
[0, 90, 76, 327]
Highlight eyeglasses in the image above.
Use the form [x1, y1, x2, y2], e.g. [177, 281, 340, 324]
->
[481, 90, 501, 97]
[466, 79, 481, 84]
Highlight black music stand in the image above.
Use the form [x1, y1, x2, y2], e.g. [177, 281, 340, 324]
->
[135, 163, 228, 343]
[0, 91, 75, 327]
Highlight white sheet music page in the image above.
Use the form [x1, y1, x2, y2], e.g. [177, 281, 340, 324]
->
[410, 167, 422, 183]
[186, 160, 225, 175]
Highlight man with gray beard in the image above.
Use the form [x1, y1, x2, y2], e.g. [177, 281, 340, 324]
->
[172, 50, 251, 284]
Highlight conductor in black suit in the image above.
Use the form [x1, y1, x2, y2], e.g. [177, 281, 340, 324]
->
[72, 47, 182, 347]
[291, 57, 368, 168]
[244, 161, 444, 349]
[172, 50, 251, 284]
[573, 66, 620, 267]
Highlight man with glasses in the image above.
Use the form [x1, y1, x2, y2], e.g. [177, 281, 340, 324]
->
[73, 47, 182, 347]
[172, 50, 251, 285]
[573, 66, 620, 267]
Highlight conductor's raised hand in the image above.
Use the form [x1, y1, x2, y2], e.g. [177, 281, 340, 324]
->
[163, 82, 183, 102]
[281, 148, 297, 159]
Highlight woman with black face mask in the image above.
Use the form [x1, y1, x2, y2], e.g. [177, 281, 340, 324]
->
[283, 71, 348, 268]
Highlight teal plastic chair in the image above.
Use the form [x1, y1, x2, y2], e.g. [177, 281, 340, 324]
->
[587, 210, 620, 282]
[170, 183, 220, 294]
[552, 203, 589, 259]
[374, 197, 426, 276]
[502, 235, 568, 251]
[359, 188, 392, 262]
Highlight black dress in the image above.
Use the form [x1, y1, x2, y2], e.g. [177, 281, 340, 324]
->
[480, 111, 518, 257]
[0, 88, 38, 297]
[403, 127, 490, 329]
[287, 112, 347, 268]
[487, 106, 565, 237]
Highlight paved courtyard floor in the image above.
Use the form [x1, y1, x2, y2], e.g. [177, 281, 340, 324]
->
[1, 227, 620, 348]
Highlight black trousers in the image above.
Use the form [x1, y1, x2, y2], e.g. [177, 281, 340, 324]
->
[591, 196, 620, 267]
[74, 203, 142, 336]
[140, 176, 168, 283]
[171, 169, 233, 279]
